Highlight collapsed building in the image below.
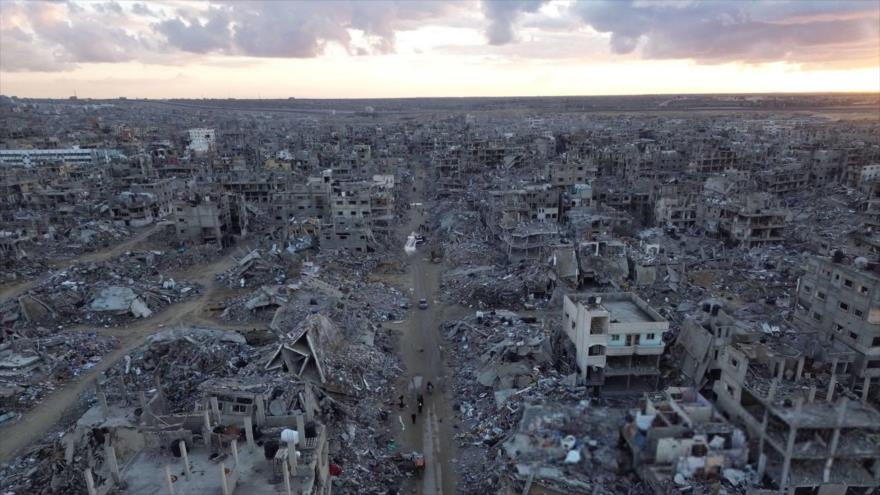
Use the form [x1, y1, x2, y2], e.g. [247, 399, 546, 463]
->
[171, 191, 248, 247]
[621, 387, 749, 494]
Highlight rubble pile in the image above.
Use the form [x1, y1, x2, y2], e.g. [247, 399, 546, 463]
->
[0, 222, 141, 284]
[0, 258, 199, 328]
[0, 329, 118, 417]
[439, 311, 638, 493]
[102, 317, 407, 493]
[260, 297, 407, 493]
[49, 220, 134, 257]
[635, 240, 806, 336]
[429, 202, 500, 268]
[440, 263, 551, 310]
[442, 235, 499, 268]
[317, 250, 408, 277]
[320, 329, 409, 493]
[0, 417, 108, 494]
[500, 403, 643, 494]
[0, 256, 46, 285]
[219, 284, 290, 323]
[150, 244, 222, 272]
[216, 249, 288, 288]
[105, 327, 252, 412]
[268, 272, 408, 340]
[2, 219, 133, 269]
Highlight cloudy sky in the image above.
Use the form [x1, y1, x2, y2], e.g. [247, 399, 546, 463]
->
[0, 0, 878, 98]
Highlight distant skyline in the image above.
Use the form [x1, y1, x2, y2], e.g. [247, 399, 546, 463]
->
[1, 0, 878, 98]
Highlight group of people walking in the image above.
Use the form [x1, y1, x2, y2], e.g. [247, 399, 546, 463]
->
[397, 380, 434, 425]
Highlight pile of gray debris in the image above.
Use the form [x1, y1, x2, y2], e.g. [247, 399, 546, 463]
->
[442, 311, 649, 494]
[1, 328, 118, 419]
[0, 258, 199, 328]
[216, 249, 288, 288]
[440, 263, 553, 310]
[0, 403, 112, 495]
[104, 327, 254, 412]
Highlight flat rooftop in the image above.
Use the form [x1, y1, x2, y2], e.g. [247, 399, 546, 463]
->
[603, 299, 653, 323]
[567, 292, 667, 324]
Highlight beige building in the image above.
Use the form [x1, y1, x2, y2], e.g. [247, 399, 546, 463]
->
[562, 293, 668, 392]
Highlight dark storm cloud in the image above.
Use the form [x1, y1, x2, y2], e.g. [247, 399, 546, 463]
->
[155, 7, 232, 54]
[0, 0, 462, 71]
[1, 0, 877, 73]
[573, 0, 880, 65]
[156, 1, 460, 58]
[482, 0, 547, 45]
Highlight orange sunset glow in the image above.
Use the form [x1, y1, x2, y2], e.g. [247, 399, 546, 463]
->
[1, 1, 878, 97]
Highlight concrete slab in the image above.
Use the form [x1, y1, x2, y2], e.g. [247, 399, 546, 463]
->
[123, 445, 309, 495]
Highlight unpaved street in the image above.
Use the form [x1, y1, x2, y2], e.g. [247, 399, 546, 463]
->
[389, 166, 465, 494]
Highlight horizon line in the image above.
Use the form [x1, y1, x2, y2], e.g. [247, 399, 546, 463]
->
[3, 90, 879, 101]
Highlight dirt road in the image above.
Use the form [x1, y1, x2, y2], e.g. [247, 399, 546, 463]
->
[390, 167, 464, 494]
[0, 247, 239, 463]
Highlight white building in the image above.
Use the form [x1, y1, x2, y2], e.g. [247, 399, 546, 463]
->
[859, 164, 880, 190]
[187, 128, 216, 153]
[0, 148, 119, 167]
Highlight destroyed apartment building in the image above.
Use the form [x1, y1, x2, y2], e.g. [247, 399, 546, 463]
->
[702, 192, 788, 247]
[621, 386, 749, 494]
[712, 335, 880, 493]
[171, 190, 249, 247]
[793, 253, 880, 394]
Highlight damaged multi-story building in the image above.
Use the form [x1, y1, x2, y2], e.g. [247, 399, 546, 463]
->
[621, 387, 749, 494]
[484, 183, 562, 261]
[793, 253, 880, 395]
[712, 335, 880, 494]
[702, 192, 788, 247]
[562, 292, 668, 392]
[171, 191, 248, 247]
